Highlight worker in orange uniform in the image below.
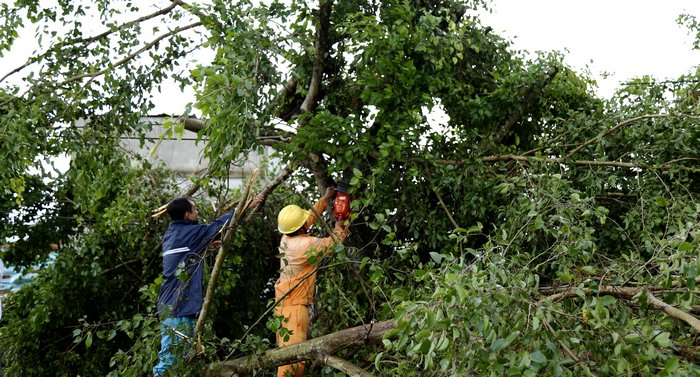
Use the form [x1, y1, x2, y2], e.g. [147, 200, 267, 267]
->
[274, 187, 350, 377]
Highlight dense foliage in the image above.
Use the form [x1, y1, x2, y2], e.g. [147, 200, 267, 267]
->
[0, 0, 698, 376]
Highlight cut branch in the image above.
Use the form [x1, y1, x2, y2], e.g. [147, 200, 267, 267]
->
[194, 171, 259, 343]
[321, 355, 375, 377]
[177, 117, 206, 133]
[205, 320, 396, 376]
[539, 286, 700, 332]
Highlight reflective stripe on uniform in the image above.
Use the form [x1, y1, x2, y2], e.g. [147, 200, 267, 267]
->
[162, 247, 190, 257]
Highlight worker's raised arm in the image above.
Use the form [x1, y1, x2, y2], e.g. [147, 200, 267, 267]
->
[304, 187, 334, 229]
[331, 220, 349, 244]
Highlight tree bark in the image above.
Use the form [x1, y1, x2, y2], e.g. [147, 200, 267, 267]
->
[204, 320, 395, 376]
[321, 355, 375, 377]
[194, 171, 259, 342]
[539, 285, 700, 332]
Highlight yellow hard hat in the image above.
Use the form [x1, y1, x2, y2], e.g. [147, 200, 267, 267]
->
[277, 205, 309, 234]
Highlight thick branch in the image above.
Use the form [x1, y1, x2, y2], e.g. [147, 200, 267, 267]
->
[178, 117, 206, 133]
[204, 320, 396, 376]
[645, 290, 700, 332]
[299, 0, 333, 113]
[194, 171, 259, 341]
[539, 286, 700, 332]
[321, 355, 375, 377]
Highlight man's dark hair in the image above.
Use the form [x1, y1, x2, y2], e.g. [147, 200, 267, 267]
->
[167, 197, 193, 220]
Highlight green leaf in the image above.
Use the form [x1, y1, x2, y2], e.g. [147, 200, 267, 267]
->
[429, 252, 445, 263]
[490, 338, 507, 351]
[678, 242, 693, 252]
[85, 332, 93, 348]
[598, 295, 616, 307]
[530, 350, 546, 364]
[654, 332, 670, 347]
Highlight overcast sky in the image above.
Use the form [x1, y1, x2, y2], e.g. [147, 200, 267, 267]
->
[478, 0, 700, 97]
[1, 1, 699, 111]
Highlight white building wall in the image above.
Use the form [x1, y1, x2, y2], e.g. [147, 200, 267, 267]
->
[79, 116, 274, 189]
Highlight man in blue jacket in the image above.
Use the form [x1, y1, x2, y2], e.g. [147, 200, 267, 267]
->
[153, 196, 260, 376]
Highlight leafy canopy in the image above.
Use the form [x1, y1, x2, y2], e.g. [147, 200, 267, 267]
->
[0, 0, 698, 376]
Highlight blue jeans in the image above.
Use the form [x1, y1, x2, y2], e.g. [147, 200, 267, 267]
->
[152, 316, 195, 376]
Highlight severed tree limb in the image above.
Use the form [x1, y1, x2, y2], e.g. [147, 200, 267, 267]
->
[194, 171, 259, 345]
[204, 320, 396, 376]
[177, 117, 206, 133]
[539, 285, 700, 332]
[645, 289, 700, 333]
[177, 117, 291, 146]
[321, 355, 375, 377]
[564, 114, 670, 159]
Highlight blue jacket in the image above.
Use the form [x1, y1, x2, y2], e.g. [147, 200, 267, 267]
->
[157, 211, 234, 317]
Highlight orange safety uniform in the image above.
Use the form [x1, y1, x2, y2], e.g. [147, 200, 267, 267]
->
[274, 198, 349, 377]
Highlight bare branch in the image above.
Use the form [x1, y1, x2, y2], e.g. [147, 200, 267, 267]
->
[539, 285, 700, 332]
[205, 320, 396, 376]
[433, 188, 460, 229]
[321, 355, 375, 377]
[300, 0, 333, 113]
[194, 170, 259, 342]
[645, 290, 700, 332]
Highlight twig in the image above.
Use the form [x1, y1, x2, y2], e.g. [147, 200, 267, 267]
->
[0, 2, 181, 84]
[61, 21, 203, 85]
[542, 318, 580, 363]
[433, 188, 459, 229]
[564, 114, 669, 159]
